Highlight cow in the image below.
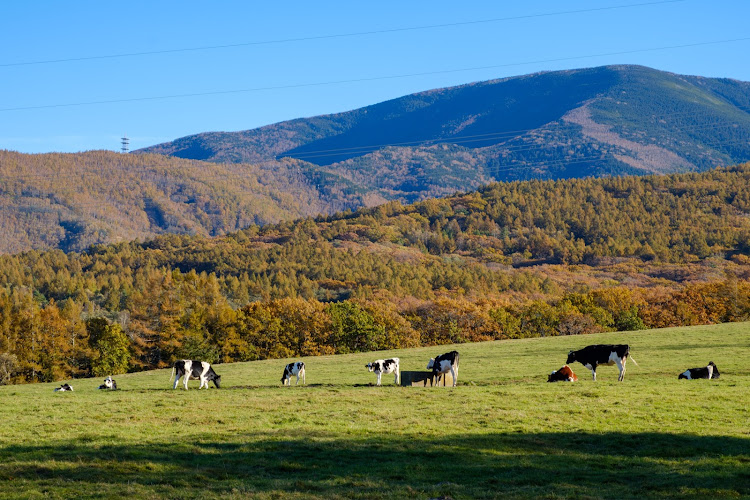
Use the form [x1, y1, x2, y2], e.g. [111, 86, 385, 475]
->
[679, 361, 720, 380]
[548, 365, 578, 382]
[281, 361, 306, 386]
[54, 383, 73, 392]
[170, 360, 221, 390]
[566, 344, 637, 382]
[365, 358, 400, 386]
[98, 376, 117, 390]
[427, 351, 459, 387]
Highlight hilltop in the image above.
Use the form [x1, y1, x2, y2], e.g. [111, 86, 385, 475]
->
[5, 66, 750, 254]
[139, 65, 750, 201]
[0, 150, 369, 253]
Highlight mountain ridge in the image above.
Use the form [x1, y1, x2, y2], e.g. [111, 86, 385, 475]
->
[138, 65, 750, 201]
[4, 65, 750, 254]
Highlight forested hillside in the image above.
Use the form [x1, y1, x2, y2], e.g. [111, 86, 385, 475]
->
[0, 150, 370, 254]
[139, 65, 750, 201]
[6, 66, 750, 255]
[1, 165, 750, 384]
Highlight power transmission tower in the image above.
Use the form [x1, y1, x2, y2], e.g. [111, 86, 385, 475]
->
[121, 134, 129, 153]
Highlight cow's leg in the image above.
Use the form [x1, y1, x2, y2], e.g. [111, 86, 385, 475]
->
[173, 374, 180, 390]
[302, 368, 306, 385]
[616, 358, 626, 382]
[394, 368, 399, 385]
[200, 377, 207, 389]
[295, 372, 300, 386]
[184, 375, 190, 390]
[450, 366, 458, 387]
[589, 365, 597, 382]
[376, 372, 382, 386]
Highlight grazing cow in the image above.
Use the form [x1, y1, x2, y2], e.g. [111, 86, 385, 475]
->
[98, 376, 117, 390]
[281, 361, 306, 386]
[566, 344, 637, 382]
[171, 360, 221, 390]
[365, 358, 400, 386]
[54, 383, 73, 392]
[427, 351, 459, 387]
[548, 365, 578, 382]
[679, 361, 720, 380]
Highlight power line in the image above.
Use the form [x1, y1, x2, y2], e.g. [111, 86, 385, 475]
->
[1, 132, 748, 186]
[3, 36, 750, 113]
[280, 115, 750, 161]
[0, 0, 687, 68]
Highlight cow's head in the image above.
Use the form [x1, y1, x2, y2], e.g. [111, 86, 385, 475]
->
[365, 363, 374, 372]
[212, 374, 221, 388]
[547, 370, 557, 382]
[566, 350, 576, 364]
[426, 358, 435, 370]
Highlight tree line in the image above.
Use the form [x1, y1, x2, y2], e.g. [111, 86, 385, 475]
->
[1, 164, 750, 383]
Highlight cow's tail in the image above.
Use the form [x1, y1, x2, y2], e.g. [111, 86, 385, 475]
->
[169, 366, 175, 382]
[628, 353, 638, 366]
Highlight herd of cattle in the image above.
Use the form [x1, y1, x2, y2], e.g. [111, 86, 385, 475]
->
[53, 344, 722, 392]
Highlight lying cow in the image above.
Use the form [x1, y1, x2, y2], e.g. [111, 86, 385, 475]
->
[679, 361, 720, 380]
[365, 358, 399, 386]
[567, 344, 637, 382]
[548, 365, 578, 382]
[54, 383, 73, 392]
[171, 360, 221, 390]
[281, 361, 306, 386]
[98, 376, 117, 390]
[427, 350, 459, 387]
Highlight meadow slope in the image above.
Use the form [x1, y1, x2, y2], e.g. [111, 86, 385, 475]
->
[1, 323, 748, 499]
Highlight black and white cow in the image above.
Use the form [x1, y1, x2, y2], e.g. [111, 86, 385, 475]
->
[281, 361, 306, 386]
[679, 361, 720, 380]
[54, 383, 73, 392]
[365, 358, 400, 386]
[427, 351, 459, 387]
[98, 376, 117, 390]
[171, 360, 221, 390]
[566, 344, 637, 382]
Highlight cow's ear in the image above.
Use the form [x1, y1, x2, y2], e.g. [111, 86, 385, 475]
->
[568, 350, 573, 355]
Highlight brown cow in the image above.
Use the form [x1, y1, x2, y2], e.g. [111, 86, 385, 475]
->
[547, 365, 578, 382]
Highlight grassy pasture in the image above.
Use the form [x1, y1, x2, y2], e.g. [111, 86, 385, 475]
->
[1, 323, 749, 499]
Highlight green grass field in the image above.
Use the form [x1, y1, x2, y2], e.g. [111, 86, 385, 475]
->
[1, 323, 749, 499]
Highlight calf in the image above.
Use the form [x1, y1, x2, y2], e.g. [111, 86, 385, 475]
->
[54, 383, 73, 392]
[365, 358, 400, 386]
[548, 365, 578, 382]
[427, 350, 459, 387]
[281, 361, 306, 386]
[171, 360, 221, 390]
[566, 344, 637, 382]
[679, 361, 720, 380]
[98, 376, 117, 390]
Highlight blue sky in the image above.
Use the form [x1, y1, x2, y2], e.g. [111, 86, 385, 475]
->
[1, 0, 748, 153]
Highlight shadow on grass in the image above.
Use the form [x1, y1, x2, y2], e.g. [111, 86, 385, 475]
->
[1, 431, 748, 498]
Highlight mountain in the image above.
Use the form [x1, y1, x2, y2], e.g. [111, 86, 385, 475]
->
[139, 65, 750, 202]
[5, 65, 750, 255]
[0, 150, 373, 254]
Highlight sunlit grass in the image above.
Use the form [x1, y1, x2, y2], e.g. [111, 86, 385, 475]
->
[1, 322, 748, 499]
